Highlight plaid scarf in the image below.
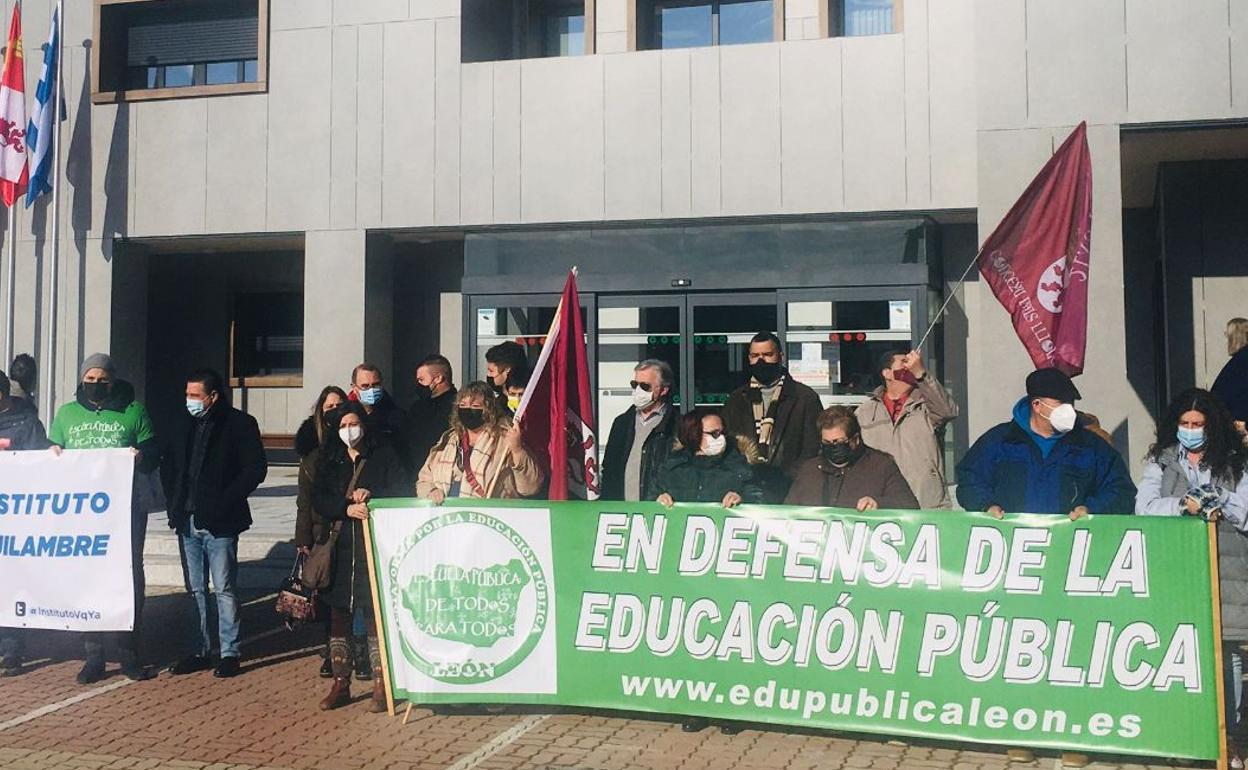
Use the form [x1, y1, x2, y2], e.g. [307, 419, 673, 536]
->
[749, 376, 784, 461]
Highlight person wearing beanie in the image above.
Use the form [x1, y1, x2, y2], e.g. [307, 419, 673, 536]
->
[48, 353, 160, 685]
[955, 368, 1136, 519]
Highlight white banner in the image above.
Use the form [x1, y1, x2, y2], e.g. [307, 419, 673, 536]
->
[370, 505, 558, 696]
[0, 449, 136, 631]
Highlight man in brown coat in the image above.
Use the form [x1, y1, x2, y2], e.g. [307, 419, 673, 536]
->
[785, 406, 919, 511]
[856, 349, 958, 509]
[722, 332, 823, 503]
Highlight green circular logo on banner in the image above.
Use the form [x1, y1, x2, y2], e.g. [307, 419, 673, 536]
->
[387, 510, 549, 683]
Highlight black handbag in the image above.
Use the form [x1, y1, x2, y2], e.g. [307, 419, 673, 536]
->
[274, 553, 316, 627]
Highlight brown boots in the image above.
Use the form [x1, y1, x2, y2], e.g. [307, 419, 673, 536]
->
[319, 676, 351, 710]
[368, 677, 387, 713]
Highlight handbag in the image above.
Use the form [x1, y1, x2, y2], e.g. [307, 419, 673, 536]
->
[274, 553, 316, 627]
[302, 457, 368, 591]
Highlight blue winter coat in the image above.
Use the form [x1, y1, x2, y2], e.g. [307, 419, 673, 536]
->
[955, 398, 1137, 515]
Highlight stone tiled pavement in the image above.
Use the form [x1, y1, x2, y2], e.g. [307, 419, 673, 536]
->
[0, 584, 1207, 770]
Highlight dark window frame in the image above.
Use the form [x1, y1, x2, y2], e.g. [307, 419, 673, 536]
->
[828, 0, 902, 38]
[92, 0, 268, 104]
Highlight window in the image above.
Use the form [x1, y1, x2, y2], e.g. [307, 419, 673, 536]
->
[651, 0, 774, 50]
[835, 0, 898, 37]
[530, 1, 586, 57]
[94, 0, 267, 102]
[231, 292, 304, 380]
[462, 0, 593, 62]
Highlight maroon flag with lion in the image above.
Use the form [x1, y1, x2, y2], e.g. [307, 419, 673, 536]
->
[978, 122, 1092, 375]
[516, 269, 600, 500]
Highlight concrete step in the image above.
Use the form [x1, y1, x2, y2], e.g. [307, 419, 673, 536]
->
[144, 552, 294, 590]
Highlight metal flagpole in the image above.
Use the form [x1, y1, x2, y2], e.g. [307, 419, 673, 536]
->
[44, 0, 62, 419]
[4, 202, 13, 366]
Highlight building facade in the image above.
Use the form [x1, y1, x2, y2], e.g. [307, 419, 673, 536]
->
[8, 0, 1248, 480]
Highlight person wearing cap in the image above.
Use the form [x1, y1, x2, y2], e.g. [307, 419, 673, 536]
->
[955, 368, 1136, 519]
[48, 353, 160, 684]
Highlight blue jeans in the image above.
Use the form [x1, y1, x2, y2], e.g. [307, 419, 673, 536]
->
[181, 525, 240, 658]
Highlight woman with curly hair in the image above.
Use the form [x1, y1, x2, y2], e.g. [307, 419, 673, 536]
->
[416, 380, 544, 501]
[1137, 387, 1248, 764]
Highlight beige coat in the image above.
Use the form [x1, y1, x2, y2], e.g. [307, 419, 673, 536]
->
[856, 374, 959, 509]
[416, 428, 544, 500]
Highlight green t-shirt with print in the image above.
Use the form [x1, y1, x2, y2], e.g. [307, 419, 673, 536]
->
[49, 400, 155, 449]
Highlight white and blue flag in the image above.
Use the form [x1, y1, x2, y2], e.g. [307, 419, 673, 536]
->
[24, 7, 57, 208]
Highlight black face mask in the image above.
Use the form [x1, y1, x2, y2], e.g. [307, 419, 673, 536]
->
[413, 383, 433, 401]
[749, 360, 783, 385]
[458, 407, 485, 431]
[821, 441, 856, 467]
[82, 381, 110, 403]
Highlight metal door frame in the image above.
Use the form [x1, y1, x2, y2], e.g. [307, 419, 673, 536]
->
[597, 294, 689, 409]
[463, 292, 599, 392]
[685, 291, 778, 408]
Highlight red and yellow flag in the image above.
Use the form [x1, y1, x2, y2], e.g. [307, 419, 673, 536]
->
[0, 4, 29, 208]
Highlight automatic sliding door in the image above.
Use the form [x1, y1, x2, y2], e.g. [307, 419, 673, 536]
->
[780, 289, 922, 407]
[597, 297, 685, 453]
[687, 294, 777, 410]
[468, 294, 596, 384]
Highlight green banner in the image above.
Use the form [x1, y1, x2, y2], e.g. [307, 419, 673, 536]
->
[367, 500, 1220, 760]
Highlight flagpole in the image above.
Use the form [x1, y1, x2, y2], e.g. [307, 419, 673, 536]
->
[914, 256, 980, 353]
[44, 0, 61, 419]
[4, 202, 13, 365]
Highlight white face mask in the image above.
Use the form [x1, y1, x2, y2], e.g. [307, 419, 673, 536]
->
[338, 425, 363, 447]
[702, 434, 727, 456]
[632, 386, 655, 410]
[1044, 402, 1078, 434]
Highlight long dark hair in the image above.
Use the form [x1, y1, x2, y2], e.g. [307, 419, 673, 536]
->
[315, 401, 376, 480]
[677, 408, 721, 454]
[1147, 388, 1247, 483]
[311, 385, 349, 445]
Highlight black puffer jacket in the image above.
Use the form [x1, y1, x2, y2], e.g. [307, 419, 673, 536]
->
[0, 396, 49, 450]
[311, 439, 407, 612]
[654, 437, 765, 504]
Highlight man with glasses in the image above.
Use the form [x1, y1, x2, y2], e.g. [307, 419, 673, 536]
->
[601, 359, 678, 502]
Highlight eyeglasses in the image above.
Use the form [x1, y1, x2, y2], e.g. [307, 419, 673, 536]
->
[629, 380, 654, 392]
[702, 429, 724, 439]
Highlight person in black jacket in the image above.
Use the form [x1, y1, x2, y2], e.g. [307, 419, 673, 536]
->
[312, 401, 407, 713]
[601, 359, 678, 501]
[655, 409, 764, 509]
[350, 362, 407, 461]
[293, 385, 348, 679]
[0, 369, 51, 678]
[400, 354, 458, 474]
[163, 368, 267, 679]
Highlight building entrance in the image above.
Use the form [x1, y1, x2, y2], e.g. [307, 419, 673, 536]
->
[468, 286, 932, 452]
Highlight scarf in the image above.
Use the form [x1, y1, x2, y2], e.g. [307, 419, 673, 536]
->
[457, 432, 487, 498]
[749, 376, 784, 461]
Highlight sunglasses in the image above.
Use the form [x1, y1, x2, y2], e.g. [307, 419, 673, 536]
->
[703, 429, 724, 439]
[629, 380, 655, 392]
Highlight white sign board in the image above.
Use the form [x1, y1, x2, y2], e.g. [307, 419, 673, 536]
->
[0, 449, 136, 631]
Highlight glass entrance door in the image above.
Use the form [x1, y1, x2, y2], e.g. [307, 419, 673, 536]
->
[779, 288, 925, 407]
[687, 293, 778, 409]
[596, 296, 685, 454]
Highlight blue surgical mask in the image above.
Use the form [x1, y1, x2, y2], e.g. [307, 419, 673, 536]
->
[358, 387, 382, 406]
[186, 399, 206, 417]
[1177, 426, 1206, 451]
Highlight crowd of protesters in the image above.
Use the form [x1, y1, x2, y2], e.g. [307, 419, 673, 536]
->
[2, 320, 1248, 762]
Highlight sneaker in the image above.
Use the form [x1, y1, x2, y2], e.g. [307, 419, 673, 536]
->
[168, 655, 213, 675]
[1006, 748, 1036, 763]
[1060, 753, 1090, 768]
[213, 656, 241, 678]
[1, 663, 21, 677]
[76, 659, 106, 685]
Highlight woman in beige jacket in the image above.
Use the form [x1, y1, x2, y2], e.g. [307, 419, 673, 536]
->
[416, 381, 544, 501]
